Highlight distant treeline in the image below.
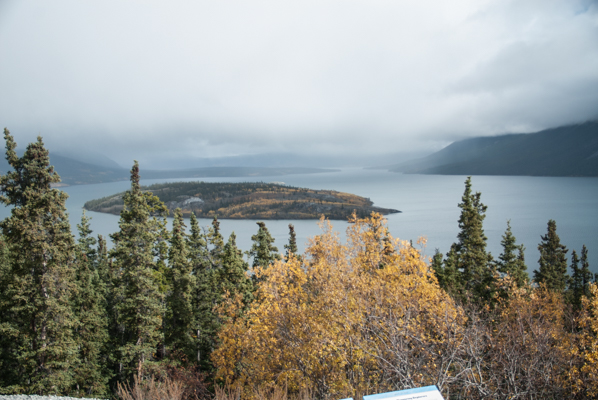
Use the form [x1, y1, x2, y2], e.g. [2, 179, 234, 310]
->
[1, 129, 597, 400]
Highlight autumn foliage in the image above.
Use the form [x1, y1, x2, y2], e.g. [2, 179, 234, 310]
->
[213, 214, 463, 398]
[212, 214, 598, 400]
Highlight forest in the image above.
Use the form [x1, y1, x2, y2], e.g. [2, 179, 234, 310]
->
[83, 181, 400, 220]
[0, 129, 597, 400]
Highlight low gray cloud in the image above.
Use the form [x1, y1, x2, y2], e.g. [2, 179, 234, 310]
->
[0, 0, 596, 166]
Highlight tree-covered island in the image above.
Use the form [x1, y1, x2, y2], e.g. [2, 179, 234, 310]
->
[84, 181, 401, 219]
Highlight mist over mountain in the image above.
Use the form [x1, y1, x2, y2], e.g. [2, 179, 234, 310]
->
[0, 152, 338, 186]
[385, 121, 598, 177]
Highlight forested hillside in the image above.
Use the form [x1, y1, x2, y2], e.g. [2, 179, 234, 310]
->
[1, 130, 598, 400]
[389, 121, 598, 176]
[84, 181, 400, 220]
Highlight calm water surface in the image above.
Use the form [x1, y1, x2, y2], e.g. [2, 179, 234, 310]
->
[2, 169, 596, 273]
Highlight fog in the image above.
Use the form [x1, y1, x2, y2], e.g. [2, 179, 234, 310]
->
[0, 0, 597, 168]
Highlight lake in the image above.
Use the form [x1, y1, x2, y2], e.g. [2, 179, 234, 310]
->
[2, 168, 597, 274]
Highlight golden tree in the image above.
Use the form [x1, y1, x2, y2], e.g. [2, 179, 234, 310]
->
[212, 214, 464, 399]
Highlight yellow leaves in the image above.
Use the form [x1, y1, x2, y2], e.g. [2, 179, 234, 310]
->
[212, 213, 461, 398]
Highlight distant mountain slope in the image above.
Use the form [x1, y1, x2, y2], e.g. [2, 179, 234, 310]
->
[0, 154, 338, 186]
[390, 121, 598, 176]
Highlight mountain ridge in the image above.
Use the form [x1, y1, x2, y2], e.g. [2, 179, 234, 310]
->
[387, 121, 598, 176]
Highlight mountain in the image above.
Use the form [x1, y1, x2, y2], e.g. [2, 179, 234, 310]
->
[0, 154, 338, 186]
[388, 121, 598, 176]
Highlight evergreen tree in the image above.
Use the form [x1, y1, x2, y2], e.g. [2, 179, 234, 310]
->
[188, 213, 218, 372]
[497, 220, 528, 288]
[569, 245, 592, 309]
[166, 208, 196, 362]
[72, 211, 110, 396]
[284, 223, 299, 261]
[0, 130, 78, 394]
[456, 177, 494, 299]
[433, 245, 463, 299]
[207, 216, 224, 268]
[109, 161, 168, 380]
[248, 221, 280, 271]
[434, 177, 494, 303]
[219, 232, 254, 306]
[580, 245, 592, 296]
[534, 219, 569, 292]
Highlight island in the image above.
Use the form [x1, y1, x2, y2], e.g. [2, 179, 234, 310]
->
[83, 181, 401, 220]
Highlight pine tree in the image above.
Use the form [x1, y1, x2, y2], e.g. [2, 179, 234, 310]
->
[72, 211, 110, 396]
[435, 177, 494, 303]
[207, 216, 224, 268]
[497, 220, 528, 288]
[219, 232, 254, 307]
[188, 213, 220, 372]
[166, 208, 196, 362]
[248, 221, 281, 271]
[569, 245, 592, 309]
[433, 245, 463, 299]
[534, 219, 569, 292]
[110, 161, 168, 380]
[456, 177, 494, 299]
[284, 223, 299, 261]
[0, 130, 78, 394]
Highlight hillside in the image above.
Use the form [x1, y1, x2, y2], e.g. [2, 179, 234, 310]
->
[0, 154, 338, 186]
[388, 121, 598, 176]
[84, 181, 400, 220]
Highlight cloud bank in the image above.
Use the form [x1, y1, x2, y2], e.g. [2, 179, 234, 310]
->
[0, 0, 596, 166]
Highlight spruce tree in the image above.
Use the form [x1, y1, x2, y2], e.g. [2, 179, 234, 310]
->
[248, 221, 281, 270]
[569, 245, 592, 309]
[72, 211, 110, 396]
[456, 177, 494, 299]
[0, 130, 78, 394]
[497, 220, 528, 288]
[284, 223, 299, 261]
[110, 161, 168, 380]
[219, 232, 254, 306]
[188, 213, 218, 372]
[166, 208, 196, 362]
[207, 216, 224, 267]
[534, 219, 569, 292]
[435, 177, 494, 303]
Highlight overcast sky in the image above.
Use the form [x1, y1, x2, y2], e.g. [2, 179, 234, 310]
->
[0, 0, 597, 167]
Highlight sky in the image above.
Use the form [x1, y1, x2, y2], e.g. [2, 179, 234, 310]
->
[0, 0, 597, 168]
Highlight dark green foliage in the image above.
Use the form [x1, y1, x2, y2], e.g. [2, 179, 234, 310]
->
[284, 223, 300, 261]
[109, 161, 168, 380]
[190, 214, 220, 372]
[72, 211, 110, 396]
[248, 221, 281, 271]
[0, 130, 78, 394]
[207, 216, 224, 267]
[433, 245, 463, 299]
[219, 232, 254, 307]
[534, 220, 569, 292]
[166, 209, 196, 362]
[497, 220, 528, 288]
[433, 177, 495, 304]
[568, 245, 592, 309]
